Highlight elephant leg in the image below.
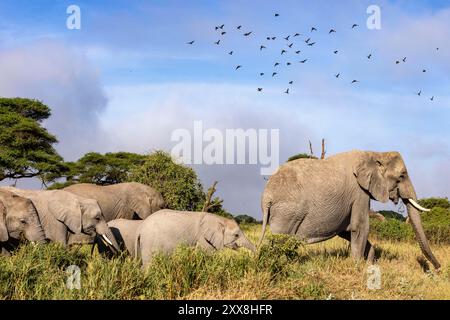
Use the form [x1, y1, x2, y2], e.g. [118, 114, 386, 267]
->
[338, 231, 375, 263]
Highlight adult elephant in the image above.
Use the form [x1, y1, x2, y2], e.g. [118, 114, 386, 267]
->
[0, 190, 46, 255]
[63, 182, 165, 221]
[259, 150, 441, 270]
[1, 187, 120, 252]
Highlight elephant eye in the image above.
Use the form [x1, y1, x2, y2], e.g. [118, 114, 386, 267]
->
[20, 218, 26, 224]
[234, 233, 239, 238]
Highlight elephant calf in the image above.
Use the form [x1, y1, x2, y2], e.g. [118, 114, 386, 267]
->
[135, 210, 256, 268]
[95, 219, 142, 257]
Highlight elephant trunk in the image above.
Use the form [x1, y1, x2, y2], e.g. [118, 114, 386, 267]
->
[400, 178, 441, 270]
[95, 221, 121, 253]
[237, 235, 256, 252]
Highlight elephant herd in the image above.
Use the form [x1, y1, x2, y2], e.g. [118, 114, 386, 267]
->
[0, 150, 442, 271]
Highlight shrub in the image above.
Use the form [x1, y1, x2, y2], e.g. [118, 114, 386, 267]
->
[235, 215, 258, 224]
[370, 218, 414, 242]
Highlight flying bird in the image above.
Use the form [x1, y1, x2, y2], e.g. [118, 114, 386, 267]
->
[272, 72, 278, 77]
[305, 37, 311, 43]
[329, 29, 336, 34]
[235, 65, 242, 70]
[299, 59, 308, 63]
[307, 42, 316, 46]
[294, 33, 300, 37]
[311, 27, 317, 32]
[186, 40, 195, 45]
[260, 73, 265, 76]
[352, 24, 359, 29]
[237, 25, 242, 30]
[402, 57, 407, 62]
[284, 88, 290, 94]
[288, 43, 294, 48]
[334, 50, 338, 54]
[367, 54, 372, 59]
[274, 13, 280, 17]
[295, 50, 301, 54]
[284, 35, 290, 41]
[436, 47, 439, 51]
[423, 69, 427, 72]
[335, 73, 340, 78]
[219, 24, 225, 29]
[417, 90, 422, 96]
[221, 31, 226, 36]
[395, 60, 400, 64]
[271, 37, 276, 40]
[266, 37, 271, 40]
[257, 88, 263, 92]
[244, 31, 252, 36]
[286, 62, 291, 66]
[214, 40, 221, 45]
[289, 80, 294, 84]
[430, 96, 434, 101]
[351, 80, 359, 84]
[260, 45, 266, 50]
[274, 62, 280, 67]
[228, 51, 233, 55]
[281, 49, 287, 55]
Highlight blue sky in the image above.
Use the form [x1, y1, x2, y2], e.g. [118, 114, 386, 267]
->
[0, 0, 449, 217]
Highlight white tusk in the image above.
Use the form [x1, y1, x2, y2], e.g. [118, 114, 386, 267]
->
[102, 234, 113, 246]
[408, 199, 431, 212]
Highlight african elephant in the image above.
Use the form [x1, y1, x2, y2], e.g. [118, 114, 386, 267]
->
[64, 182, 165, 221]
[0, 190, 46, 256]
[95, 219, 142, 257]
[1, 187, 120, 252]
[135, 209, 256, 268]
[259, 150, 441, 270]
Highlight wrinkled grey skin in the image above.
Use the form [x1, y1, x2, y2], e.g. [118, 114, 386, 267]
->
[259, 150, 441, 270]
[1, 187, 120, 252]
[95, 219, 143, 257]
[0, 190, 46, 256]
[135, 209, 256, 268]
[64, 182, 165, 221]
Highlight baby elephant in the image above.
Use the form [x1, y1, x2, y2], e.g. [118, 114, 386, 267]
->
[135, 209, 256, 268]
[96, 219, 142, 257]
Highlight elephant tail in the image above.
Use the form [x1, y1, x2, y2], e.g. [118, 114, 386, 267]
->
[135, 234, 141, 261]
[257, 202, 271, 248]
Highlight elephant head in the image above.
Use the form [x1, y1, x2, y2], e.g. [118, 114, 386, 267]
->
[0, 190, 46, 244]
[202, 215, 256, 252]
[126, 183, 165, 219]
[48, 195, 120, 252]
[354, 151, 440, 269]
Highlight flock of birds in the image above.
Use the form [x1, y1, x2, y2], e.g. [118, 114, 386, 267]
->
[187, 12, 438, 100]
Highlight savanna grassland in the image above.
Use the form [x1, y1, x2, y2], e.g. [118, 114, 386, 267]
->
[1, 223, 449, 300]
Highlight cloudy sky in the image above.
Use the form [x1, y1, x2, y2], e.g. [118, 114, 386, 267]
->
[0, 0, 449, 218]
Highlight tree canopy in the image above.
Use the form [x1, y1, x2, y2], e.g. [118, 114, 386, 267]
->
[0, 97, 67, 184]
[287, 153, 318, 162]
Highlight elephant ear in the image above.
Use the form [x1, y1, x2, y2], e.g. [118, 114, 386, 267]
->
[353, 154, 389, 203]
[202, 217, 225, 250]
[0, 202, 8, 242]
[48, 197, 82, 234]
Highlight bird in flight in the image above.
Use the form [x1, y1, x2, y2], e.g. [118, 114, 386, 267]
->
[436, 47, 439, 51]
[289, 80, 294, 85]
[219, 24, 225, 29]
[311, 27, 317, 32]
[237, 25, 242, 30]
[307, 42, 316, 46]
[295, 50, 301, 54]
[286, 62, 291, 66]
[235, 65, 242, 70]
[214, 40, 221, 45]
[351, 80, 359, 84]
[272, 72, 278, 77]
[335, 73, 340, 78]
[329, 29, 336, 34]
[417, 90, 421, 96]
[305, 38, 311, 43]
[299, 59, 308, 63]
[244, 31, 252, 36]
[395, 60, 400, 64]
[352, 24, 359, 29]
[284, 35, 290, 41]
[367, 54, 372, 59]
[221, 31, 226, 35]
[257, 88, 263, 92]
[228, 51, 233, 55]
[430, 96, 434, 101]
[284, 88, 290, 94]
[288, 43, 294, 48]
[294, 33, 301, 37]
[402, 57, 407, 62]
[260, 73, 265, 76]
[281, 49, 287, 55]
[274, 13, 280, 17]
[260, 45, 266, 50]
[266, 37, 271, 40]
[274, 62, 280, 67]
[271, 37, 276, 40]
[423, 69, 427, 72]
[334, 50, 338, 54]
[186, 40, 195, 45]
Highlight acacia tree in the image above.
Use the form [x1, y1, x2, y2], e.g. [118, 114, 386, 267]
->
[0, 98, 67, 184]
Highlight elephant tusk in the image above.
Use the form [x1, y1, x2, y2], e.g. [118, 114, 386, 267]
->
[408, 199, 431, 212]
[102, 234, 114, 246]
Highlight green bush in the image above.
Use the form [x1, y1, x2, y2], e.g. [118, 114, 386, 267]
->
[370, 218, 414, 242]
[418, 197, 450, 210]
